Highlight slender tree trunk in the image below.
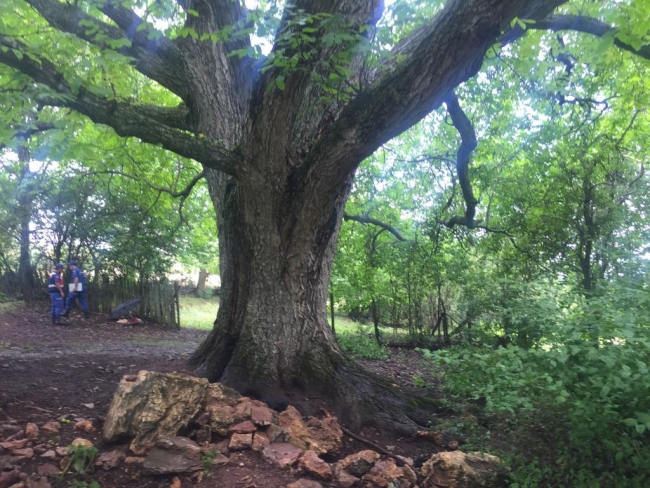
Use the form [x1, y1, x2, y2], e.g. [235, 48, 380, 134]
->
[195, 268, 209, 297]
[329, 288, 336, 338]
[16, 146, 37, 301]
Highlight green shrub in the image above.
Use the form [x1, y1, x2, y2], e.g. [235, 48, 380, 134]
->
[427, 280, 650, 487]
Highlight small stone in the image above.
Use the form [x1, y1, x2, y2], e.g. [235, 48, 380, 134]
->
[169, 476, 181, 488]
[298, 450, 332, 480]
[40, 450, 56, 459]
[82, 403, 94, 409]
[25, 424, 39, 441]
[228, 433, 253, 451]
[250, 405, 274, 427]
[11, 448, 34, 459]
[54, 447, 68, 457]
[37, 463, 60, 476]
[337, 450, 380, 477]
[332, 463, 360, 488]
[252, 432, 270, 451]
[0, 469, 20, 488]
[96, 448, 126, 470]
[0, 439, 27, 450]
[228, 420, 257, 434]
[40, 421, 60, 434]
[265, 424, 289, 443]
[73, 421, 95, 434]
[70, 438, 93, 449]
[262, 443, 303, 469]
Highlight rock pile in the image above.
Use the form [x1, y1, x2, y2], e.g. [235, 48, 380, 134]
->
[97, 370, 505, 487]
[0, 370, 505, 488]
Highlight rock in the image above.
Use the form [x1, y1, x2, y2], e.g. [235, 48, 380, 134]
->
[277, 407, 343, 455]
[206, 405, 239, 436]
[298, 451, 332, 480]
[124, 456, 145, 464]
[337, 450, 380, 477]
[286, 480, 323, 488]
[420, 451, 505, 488]
[73, 421, 95, 434]
[262, 443, 303, 469]
[143, 436, 203, 475]
[228, 433, 253, 451]
[10, 448, 34, 460]
[54, 447, 68, 457]
[40, 422, 60, 434]
[39, 451, 56, 460]
[250, 405, 274, 426]
[0, 469, 20, 488]
[278, 406, 313, 451]
[37, 464, 59, 476]
[266, 424, 290, 443]
[25, 478, 52, 488]
[4, 431, 24, 442]
[70, 438, 93, 449]
[304, 415, 343, 455]
[332, 463, 360, 488]
[363, 458, 416, 487]
[24, 424, 38, 441]
[206, 383, 240, 403]
[0, 441, 27, 451]
[209, 453, 229, 467]
[229, 420, 257, 434]
[96, 448, 126, 470]
[251, 432, 270, 451]
[103, 371, 209, 455]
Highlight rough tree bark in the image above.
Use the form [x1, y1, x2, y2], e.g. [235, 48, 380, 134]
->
[16, 145, 37, 301]
[1, 0, 603, 432]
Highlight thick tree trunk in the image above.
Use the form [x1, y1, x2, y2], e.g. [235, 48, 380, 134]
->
[191, 164, 422, 433]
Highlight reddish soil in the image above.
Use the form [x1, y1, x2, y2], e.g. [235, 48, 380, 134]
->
[0, 302, 444, 488]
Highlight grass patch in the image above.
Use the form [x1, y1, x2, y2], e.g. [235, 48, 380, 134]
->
[180, 295, 220, 330]
[0, 297, 20, 313]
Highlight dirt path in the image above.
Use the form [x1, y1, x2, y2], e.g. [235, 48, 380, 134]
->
[0, 302, 442, 488]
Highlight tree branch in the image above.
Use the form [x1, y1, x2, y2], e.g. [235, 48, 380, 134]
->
[0, 121, 55, 150]
[444, 92, 478, 228]
[527, 15, 650, 61]
[303, 0, 568, 195]
[0, 36, 239, 174]
[85, 169, 205, 199]
[343, 213, 406, 241]
[24, 0, 188, 99]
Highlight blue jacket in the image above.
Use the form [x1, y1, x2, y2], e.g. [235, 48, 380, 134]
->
[48, 271, 63, 293]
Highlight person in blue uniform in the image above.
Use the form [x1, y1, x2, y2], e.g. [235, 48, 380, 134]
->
[48, 263, 65, 325]
[63, 260, 90, 319]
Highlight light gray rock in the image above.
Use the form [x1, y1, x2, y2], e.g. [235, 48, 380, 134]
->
[103, 371, 209, 455]
[143, 436, 203, 475]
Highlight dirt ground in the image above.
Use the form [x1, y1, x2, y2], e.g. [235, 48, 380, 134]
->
[0, 302, 444, 488]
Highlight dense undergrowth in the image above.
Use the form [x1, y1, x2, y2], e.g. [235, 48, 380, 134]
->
[423, 281, 650, 488]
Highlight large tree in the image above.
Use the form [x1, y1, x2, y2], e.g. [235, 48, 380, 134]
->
[1, 0, 648, 431]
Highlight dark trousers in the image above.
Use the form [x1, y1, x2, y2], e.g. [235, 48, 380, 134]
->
[65, 290, 89, 314]
[50, 293, 64, 322]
